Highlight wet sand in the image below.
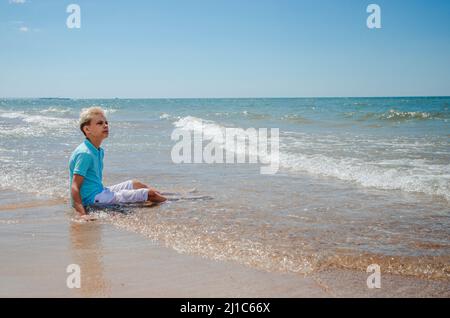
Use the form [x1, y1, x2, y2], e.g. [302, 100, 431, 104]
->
[0, 200, 448, 298]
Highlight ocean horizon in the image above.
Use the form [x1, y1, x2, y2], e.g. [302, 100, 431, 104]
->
[2, 95, 450, 99]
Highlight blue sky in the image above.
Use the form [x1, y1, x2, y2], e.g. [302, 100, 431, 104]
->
[0, 0, 449, 98]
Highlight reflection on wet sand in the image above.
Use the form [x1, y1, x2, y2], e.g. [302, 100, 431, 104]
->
[0, 199, 67, 211]
[69, 221, 111, 297]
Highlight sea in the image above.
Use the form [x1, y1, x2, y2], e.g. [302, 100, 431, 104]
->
[0, 97, 449, 279]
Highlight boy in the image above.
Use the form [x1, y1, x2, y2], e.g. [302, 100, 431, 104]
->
[69, 107, 166, 219]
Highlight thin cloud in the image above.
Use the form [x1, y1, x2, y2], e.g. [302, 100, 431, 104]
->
[9, 0, 26, 4]
[19, 26, 29, 32]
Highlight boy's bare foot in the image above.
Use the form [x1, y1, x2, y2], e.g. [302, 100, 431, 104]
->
[148, 190, 167, 203]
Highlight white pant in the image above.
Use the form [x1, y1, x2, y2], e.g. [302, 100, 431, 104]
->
[93, 180, 149, 205]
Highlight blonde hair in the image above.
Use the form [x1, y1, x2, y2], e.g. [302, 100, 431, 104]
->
[79, 106, 105, 136]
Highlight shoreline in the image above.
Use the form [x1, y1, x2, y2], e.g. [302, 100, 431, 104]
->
[0, 202, 448, 297]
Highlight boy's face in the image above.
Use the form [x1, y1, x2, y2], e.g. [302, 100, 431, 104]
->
[84, 113, 109, 140]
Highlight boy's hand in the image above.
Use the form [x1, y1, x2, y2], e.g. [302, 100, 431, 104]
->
[71, 174, 88, 215]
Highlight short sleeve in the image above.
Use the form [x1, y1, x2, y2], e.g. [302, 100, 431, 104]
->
[73, 152, 92, 177]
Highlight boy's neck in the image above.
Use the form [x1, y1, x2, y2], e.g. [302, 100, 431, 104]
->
[86, 137, 102, 149]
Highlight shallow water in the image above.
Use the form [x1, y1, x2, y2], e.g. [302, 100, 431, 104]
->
[0, 97, 449, 279]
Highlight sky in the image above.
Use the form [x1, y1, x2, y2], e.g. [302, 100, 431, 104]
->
[0, 0, 449, 98]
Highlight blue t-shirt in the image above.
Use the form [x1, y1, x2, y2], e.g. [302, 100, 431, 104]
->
[69, 139, 104, 206]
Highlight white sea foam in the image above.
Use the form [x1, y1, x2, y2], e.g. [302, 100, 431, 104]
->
[174, 116, 224, 140]
[0, 111, 75, 126]
[38, 107, 73, 114]
[383, 110, 432, 120]
[358, 109, 449, 122]
[103, 107, 118, 114]
[279, 152, 450, 200]
[173, 116, 450, 200]
[0, 111, 77, 136]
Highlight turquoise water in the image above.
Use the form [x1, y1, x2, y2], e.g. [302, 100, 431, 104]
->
[0, 97, 449, 278]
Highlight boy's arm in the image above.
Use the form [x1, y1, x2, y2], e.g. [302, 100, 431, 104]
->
[71, 174, 87, 216]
